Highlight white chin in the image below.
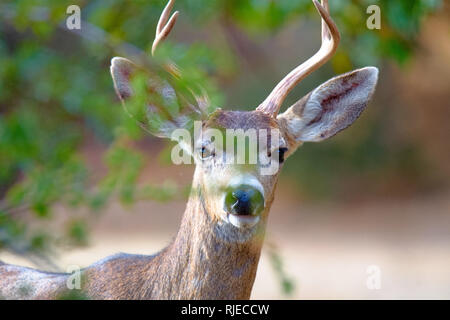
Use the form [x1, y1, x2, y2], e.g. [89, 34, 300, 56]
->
[227, 214, 260, 229]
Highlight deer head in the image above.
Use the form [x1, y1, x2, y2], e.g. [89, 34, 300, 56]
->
[110, 0, 378, 243]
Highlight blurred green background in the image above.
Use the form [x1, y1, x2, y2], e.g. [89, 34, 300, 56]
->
[1, 0, 449, 298]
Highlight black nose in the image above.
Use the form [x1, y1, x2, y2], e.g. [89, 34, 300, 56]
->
[224, 185, 264, 216]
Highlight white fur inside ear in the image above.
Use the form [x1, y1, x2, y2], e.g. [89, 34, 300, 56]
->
[298, 66, 379, 142]
[110, 57, 136, 100]
[283, 97, 322, 139]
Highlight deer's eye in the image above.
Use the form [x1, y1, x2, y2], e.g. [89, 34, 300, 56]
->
[200, 146, 213, 159]
[277, 147, 288, 163]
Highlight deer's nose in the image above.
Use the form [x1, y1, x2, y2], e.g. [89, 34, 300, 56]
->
[224, 185, 264, 216]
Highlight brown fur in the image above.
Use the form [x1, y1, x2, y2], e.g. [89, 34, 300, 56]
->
[207, 110, 277, 131]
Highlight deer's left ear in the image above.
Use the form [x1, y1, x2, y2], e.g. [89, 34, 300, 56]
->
[277, 67, 378, 143]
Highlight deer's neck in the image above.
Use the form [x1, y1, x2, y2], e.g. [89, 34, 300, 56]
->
[146, 173, 264, 299]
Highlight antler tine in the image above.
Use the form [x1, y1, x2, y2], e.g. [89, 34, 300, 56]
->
[256, 0, 340, 117]
[152, 0, 179, 56]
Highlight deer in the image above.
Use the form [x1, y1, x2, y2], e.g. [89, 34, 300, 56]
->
[0, 0, 378, 299]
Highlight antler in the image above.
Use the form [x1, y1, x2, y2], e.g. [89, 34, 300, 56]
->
[256, 0, 340, 117]
[152, 0, 179, 56]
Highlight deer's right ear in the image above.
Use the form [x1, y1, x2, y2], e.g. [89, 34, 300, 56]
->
[111, 57, 136, 101]
[277, 67, 378, 146]
[110, 57, 205, 145]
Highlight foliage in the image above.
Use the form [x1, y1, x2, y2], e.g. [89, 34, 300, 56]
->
[266, 241, 295, 297]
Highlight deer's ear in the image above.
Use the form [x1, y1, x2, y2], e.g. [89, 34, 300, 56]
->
[110, 57, 136, 100]
[110, 56, 205, 140]
[277, 67, 378, 143]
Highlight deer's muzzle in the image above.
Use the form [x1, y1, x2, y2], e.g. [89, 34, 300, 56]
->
[224, 185, 264, 217]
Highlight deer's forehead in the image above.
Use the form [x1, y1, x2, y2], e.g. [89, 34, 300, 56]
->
[204, 110, 278, 131]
